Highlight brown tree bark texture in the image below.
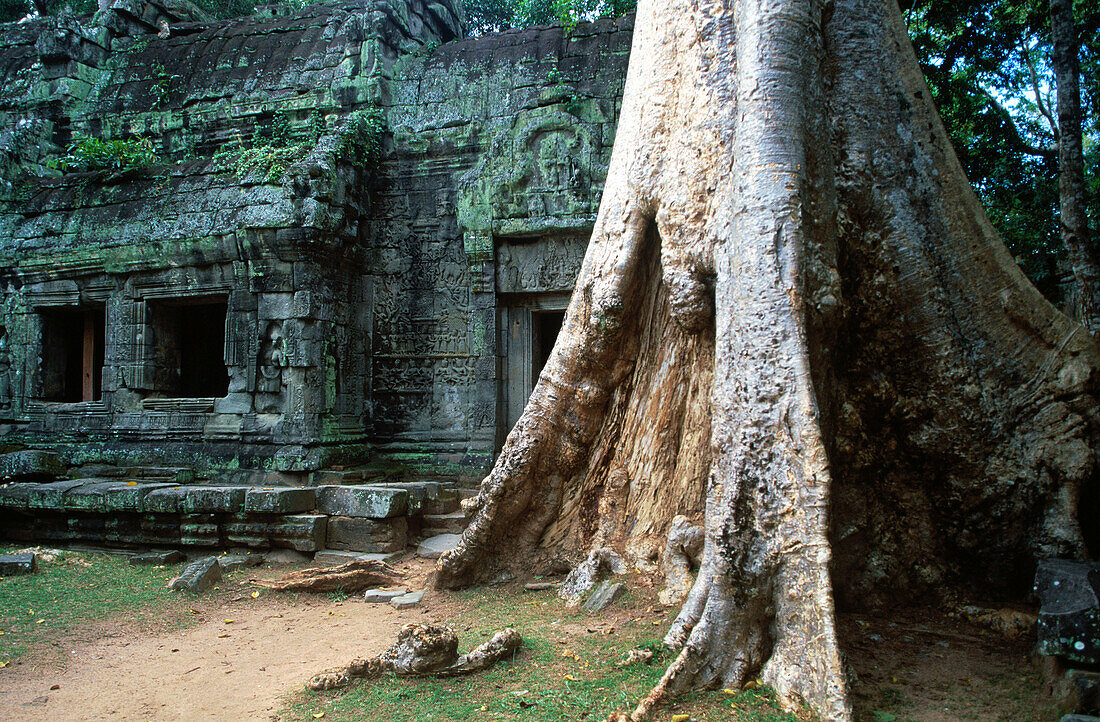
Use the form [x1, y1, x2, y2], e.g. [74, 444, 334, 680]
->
[438, 0, 1100, 718]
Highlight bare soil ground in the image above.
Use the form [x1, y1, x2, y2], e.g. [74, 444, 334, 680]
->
[0, 556, 1056, 721]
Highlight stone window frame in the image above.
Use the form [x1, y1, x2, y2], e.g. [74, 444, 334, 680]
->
[25, 284, 112, 412]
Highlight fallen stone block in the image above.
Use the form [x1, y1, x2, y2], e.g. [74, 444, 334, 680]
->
[325, 516, 407, 553]
[0, 450, 63, 481]
[168, 556, 222, 593]
[0, 552, 36, 575]
[243, 487, 316, 514]
[218, 553, 265, 572]
[583, 580, 625, 613]
[316, 485, 407, 519]
[363, 587, 409, 603]
[390, 590, 425, 609]
[314, 550, 405, 566]
[265, 548, 313, 565]
[416, 533, 461, 560]
[129, 550, 186, 566]
[525, 582, 559, 592]
[1036, 558, 1100, 665]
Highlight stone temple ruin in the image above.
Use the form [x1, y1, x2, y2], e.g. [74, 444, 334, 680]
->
[0, 0, 631, 553]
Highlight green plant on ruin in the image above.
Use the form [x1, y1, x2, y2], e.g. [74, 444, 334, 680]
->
[150, 62, 180, 109]
[336, 106, 385, 165]
[214, 111, 316, 183]
[49, 135, 157, 173]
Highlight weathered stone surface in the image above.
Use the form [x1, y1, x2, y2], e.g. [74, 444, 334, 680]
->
[61, 481, 121, 512]
[422, 511, 466, 535]
[104, 482, 174, 512]
[218, 553, 264, 571]
[180, 486, 247, 514]
[416, 533, 461, 560]
[224, 514, 327, 552]
[168, 556, 222, 592]
[129, 550, 185, 565]
[314, 549, 404, 566]
[390, 590, 426, 609]
[26, 480, 87, 510]
[264, 548, 313, 565]
[0, 552, 36, 575]
[142, 487, 189, 514]
[0, 482, 36, 509]
[243, 487, 316, 514]
[524, 582, 558, 592]
[316, 485, 408, 519]
[0, 451, 63, 480]
[1036, 559, 1100, 664]
[1052, 669, 1100, 717]
[181, 513, 220, 547]
[1061, 716, 1100, 722]
[363, 587, 409, 603]
[582, 581, 625, 613]
[325, 516, 407, 552]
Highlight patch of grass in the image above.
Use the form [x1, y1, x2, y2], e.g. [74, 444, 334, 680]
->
[0, 546, 201, 666]
[279, 584, 808, 722]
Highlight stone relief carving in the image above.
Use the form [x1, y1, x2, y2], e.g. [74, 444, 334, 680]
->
[255, 321, 288, 412]
[496, 233, 588, 294]
[0, 326, 12, 413]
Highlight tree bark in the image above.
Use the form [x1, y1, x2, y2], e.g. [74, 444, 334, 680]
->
[437, 0, 1100, 718]
[1051, 0, 1100, 333]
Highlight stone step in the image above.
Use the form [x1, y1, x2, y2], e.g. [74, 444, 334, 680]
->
[416, 533, 461, 560]
[422, 511, 466, 535]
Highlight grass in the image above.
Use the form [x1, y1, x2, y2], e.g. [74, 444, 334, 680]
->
[279, 583, 808, 722]
[0, 544, 205, 667]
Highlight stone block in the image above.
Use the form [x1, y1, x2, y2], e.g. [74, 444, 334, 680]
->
[0, 552, 36, 575]
[315, 485, 407, 519]
[416, 533, 460, 560]
[27, 480, 87, 510]
[244, 487, 316, 513]
[271, 514, 328, 552]
[130, 550, 186, 566]
[1053, 669, 1100, 716]
[422, 512, 465, 535]
[314, 550, 405, 566]
[390, 590, 425, 609]
[168, 556, 222, 593]
[1036, 559, 1100, 665]
[310, 469, 366, 485]
[0, 450, 63, 480]
[363, 588, 409, 603]
[0, 482, 36, 509]
[582, 581, 624, 613]
[140, 514, 182, 545]
[104, 482, 175, 512]
[143, 487, 189, 513]
[218, 553, 264, 571]
[180, 486, 247, 513]
[61, 481, 118, 512]
[325, 516, 407, 553]
[181, 514, 221, 547]
[1061, 716, 1100, 722]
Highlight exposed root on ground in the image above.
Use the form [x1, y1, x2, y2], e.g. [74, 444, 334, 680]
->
[307, 624, 522, 691]
[250, 560, 401, 593]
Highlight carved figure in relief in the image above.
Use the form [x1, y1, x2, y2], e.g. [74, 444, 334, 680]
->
[256, 322, 288, 412]
[0, 327, 12, 412]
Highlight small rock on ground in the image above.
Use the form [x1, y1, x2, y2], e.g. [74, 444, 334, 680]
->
[264, 549, 312, 565]
[218, 553, 264, 572]
[582, 580, 624, 613]
[390, 590, 426, 609]
[524, 582, 558, 592]
[168, 556, 222, 593]
[0, 552, 36, 576]
[363, 588, 409, 603]
[416, 533, 461, 560]
[129, 551, 185, 566]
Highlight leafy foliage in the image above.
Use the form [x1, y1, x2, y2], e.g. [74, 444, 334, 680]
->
[50, 135, 157, 173]
[463, 0, 636, 35]
[903, 0, 1099, 299]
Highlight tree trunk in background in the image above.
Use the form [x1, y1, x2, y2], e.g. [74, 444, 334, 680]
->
[1051, 0, 1100, 333]
[437, 0, 1100, 718]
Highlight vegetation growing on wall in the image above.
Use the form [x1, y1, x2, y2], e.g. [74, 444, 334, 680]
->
[49, 135, 157, 173]
[463, 0, 636, 34]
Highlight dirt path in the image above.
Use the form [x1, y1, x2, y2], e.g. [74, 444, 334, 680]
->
[0, 566, 437, 721]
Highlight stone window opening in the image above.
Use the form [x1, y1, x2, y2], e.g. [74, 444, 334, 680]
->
[147, 297, 229, 398]
[38, 307, 106, 403]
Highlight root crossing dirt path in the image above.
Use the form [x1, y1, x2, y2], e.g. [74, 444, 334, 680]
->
[0, 586, 431, 721]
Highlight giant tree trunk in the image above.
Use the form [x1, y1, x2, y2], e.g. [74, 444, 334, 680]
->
[437, 0, 1100, 718]
[1051, 0, 1100, 333]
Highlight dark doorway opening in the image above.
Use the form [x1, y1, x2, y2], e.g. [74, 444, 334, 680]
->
[532, 310, 565, 383]
[39, 307, 105, 402]
[149, 298, 229, 398]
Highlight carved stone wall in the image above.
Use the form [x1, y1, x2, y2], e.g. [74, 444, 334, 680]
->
[0, 1, 632, 477]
